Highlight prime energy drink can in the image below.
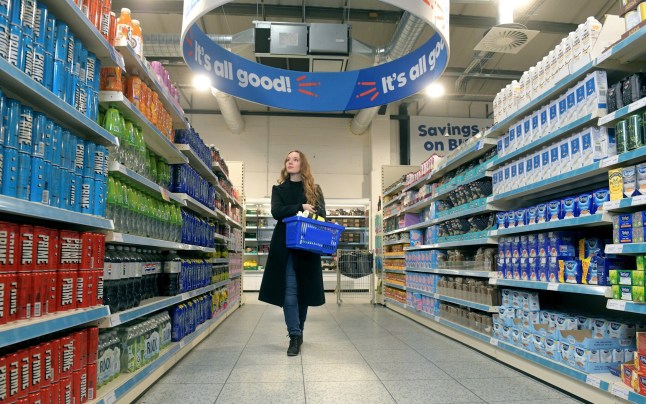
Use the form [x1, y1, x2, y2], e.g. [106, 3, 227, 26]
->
[28, 344, 42, 394]
[45, 270, 56, 314]
[33, 227, 53, 272]
[12, 0, 35, 36]
[4, 98, 21, 149]
[59, 376, 72, 404]
[18, 347, 30, 397]
[43, 16, 55, 91]
[0, 0, 9, 16]
[58, 130, 70, 170]
[93, 178, 106, 217]
[21, 32, 34, 78]
[49, 124, 62, 166]
[30, 271, 45, 317]
[18, 105, 33, 154]
[58, 336, 74, 378]
[30, 112, 45, 158]
[59, 231, 81, 271]
[68, 173, 79, 212]
[0, 221, 18, 273]
[58, 169, 70, 210]
[47, 164, 61, 207]
[16, 272, 31, 319]
[0, 15, 9, 60]
[56, 271, 76, 311]
[80, 176, 93, 215]
[33, 2, 46, 46]
[28, 156, 44, 203]
[17, 224, 34, 272]
[41, 118, 53, 163]
[31, 43, 45, 85]
[93, 145, 107, 181]
[82, 140, 95, 178]
[7, 23, 23, 69]
[16, 152, 31, 200]
[42, 341, 56, 384]
[4, 147, 20, 197]
[73, 138, 84, 176]
[0, 272, 10, 324]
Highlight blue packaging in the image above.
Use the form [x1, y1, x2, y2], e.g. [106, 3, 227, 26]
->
[560, 259, 582, 284]
[536, 203, 548, 223]
[506, 211, 516, 228]
[512, 235, 522, 258]
[30, 111, 45, 158]
[7, 23, 23, 69]
[516, 209, 527, 227]
[567, 92, 576, 114]
[520, 257, 530, 280]
[529, 257, 539, 281]
[509, 126, 516, 146]
[33, 2, 47, 46]
[537, 233, 549, 257]
[64, 132, 77, 171]
[58, 168, 69, 209]
[0, 0, 8, 16]
[577, 193, 594, 216]
[53, 21, 68, 61]
[547, 200, 562, 221]
[94, 145, 108, 181]
[583, 238, 605, 259]
[82, 140, 95, 178]
[43, 16, 55, 91]
[52, 56, 67, 101]
[533, 154, 541, 174]
[528, 234, 538, 257]
[548, 232, 576, 257]
[47, 164, 60, 207]
[0, 15, 7, 61]
[562, 196, 577, 219]
[80, 176, 93, 214]
[559, 96, 568, 119]
[593, 188, 610, 212]
[548, 256, 560, 283]
[17, 105, 33, 154]
[511, 258, 520, 280]
[619, 228, 634, 244]
[496, 212, 507, 229]
[72, 173, 83, 212]
[0, 90, 4, 145]
[39, 160, 51, 205]
[76, 42, 87, 84]
[550, 145, 560, 171]
[86, 52, 98, 86]
[29, 155, 43, 203]
[19, 0, 35, 35]
[49, 124, 62, 166]
[4, 98, 20, 149]
[497, 255, 506, 279]
[0, 144, 3, 191]
[31, 43, 46, 87]
[22, 32, 35, 79]
[1, 147, 18, 196]
[498, 138, 504, 155]
[521, 235, 529, 257]
[538, 257, 548, 281]
[527, 206, 538, 225]
[16, 151, 30, 200]
[618, 213, 633, 229]
[41, 118, 53, 162]
[93, 179, 105, 216]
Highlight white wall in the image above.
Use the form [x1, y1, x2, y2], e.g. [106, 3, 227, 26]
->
[189, 114, 382, 199]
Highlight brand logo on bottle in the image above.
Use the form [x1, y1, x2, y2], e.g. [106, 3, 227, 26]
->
[94, 150, 104, 176]
[36, 233, 49, 266]
[22, 1, 36, 30]
[75, 87, 87, 115]
[33, 50, 45, 84]
[19, 111, 33, 147]
[101, 13, 110, 37]
[31, 351, 41, 387]
[87, 58, 96, 83]
[23, 41, 34, 78]
[44, 348, 53, 382]
[81, 183, 91, 210]
[60, 236, 81, 264]
[21, 232, 33, 266]
[9, 279, 17, 316]
[0, 229, 11, 266]
[61, 341, 73, 373]
[75, 143, 84, 170]
[9, 358, 18, 396]
[60, 277, 73, 307]
[69, 180, 76, 208]
[96, 275, 104, 301]
[8, 32, 20, 67]
[20, 355, 28, 391]
[76, 276, 83, 304]
[34, 7, 43, 37]
[79, 372, 87, 401]
[63, 380, 72, 404]
[66, 36, 74, 64]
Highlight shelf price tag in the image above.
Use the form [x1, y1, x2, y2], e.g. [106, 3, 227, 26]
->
[628, 98, 646, 113]
[109, 316, 121, 328]
[489, 278, 498, 285]
[596, 49, 613, 64]
[104, 391, 117, 404]
[111, 233, 124, 243]
[490, 338, 499, 346]
[603, 200, 621, 210]
[607, 299, 627, 311]
[600, 155, 619, 168]
[547, 283, 559, 291]
[606, 244, 624, 254]
[633, 195, 646, 206]
[434, 315, 441, 322]
[585, 375, 601, 388]
[160, 187, 171, 202]
[611, 384, 631, 400]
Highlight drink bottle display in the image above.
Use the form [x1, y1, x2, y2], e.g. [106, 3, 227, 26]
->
[174, 128, 212, 168]
[180, 209, 216, 248]
[161, 251, 212, 296]
[170, 164, 216, 210]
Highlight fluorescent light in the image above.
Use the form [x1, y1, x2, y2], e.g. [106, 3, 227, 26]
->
[192, 74, 212, 91]
[425, 83, 445, 98]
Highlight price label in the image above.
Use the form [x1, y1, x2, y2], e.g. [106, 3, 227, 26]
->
[547, 283, 559, 291]
[180, 339, 188, 349]
[596, 49, 613, 64]
[606, 244, 624, 254]
[607, 299, 627, 311]
[600, 155, 619, 168]
[611, 384, 631, 400]
[104, 391, 117, 404]
[111, 233, 124, 243]
[160, 187, 171, 202]
[490, 338, 499, 346]
[585, 375, 601, 388]
[109, 316, 121, 327]
[489, 278, 498, 285]
[603, 200, 621, 210]
[633, 195, 646, 206]
[629, 98, 646, 113]
[434, 315, 441, 322]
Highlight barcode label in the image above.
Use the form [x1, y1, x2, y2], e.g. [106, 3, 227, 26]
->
[490, 338, 499, 346]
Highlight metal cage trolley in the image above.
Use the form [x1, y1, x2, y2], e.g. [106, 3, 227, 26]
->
[335, 250, 375, 305]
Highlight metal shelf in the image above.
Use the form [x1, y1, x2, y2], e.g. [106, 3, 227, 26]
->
[175, 144, 219, 186]
[99, 92, 187, 164]
[599, 95, 646, 127]
[384, 254, 406, 259]
[93, 306, 236, 404]
[213, 233, 227, 243]
[605, 243, 646, 255]
[0, 57, 117, 147]
[0, 194, 114, 230]
[383, 211, 401, 220]
[39, 0, 125, 69]
[108, 162, 186, 205]
[404, 237, 498, 250]
[174, 193, 217, 219]
[115, 44, 188, 129]
[407, 287, 499, 312]
[491, 113, 601, 169]
[100, 282, 227, 328]
[490, 278, 610, 296]
[406, 267, 495, 278]
[230, 273, 242, 279]
[244, 252, 269, 256]
[105, 232, 215, 252]
[606, 299, 646, 314]
[383, 297, 408, 309]
[384, 282, 406, 291]
[431, 170, 491, 202]
[385, 269, 406, 274]
[0, 306, 110, 349]
[404, 306, 493, 343]
[212, 258, 229, 264]
[383, 195, 402, 208]
[224, 213, 243, 229]
[212, 161, 230, 181]
[384, 182, 406, 198]
[603, 195, 646, 212]
[383, 240, 411, 246]
[400, 196, 435, 214]
[433, 202, 496, 225]
[490, 213, 612, 237]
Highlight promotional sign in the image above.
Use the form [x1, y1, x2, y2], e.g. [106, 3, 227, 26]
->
[181, 0, 450, 112]
[410, 116, 492, 164]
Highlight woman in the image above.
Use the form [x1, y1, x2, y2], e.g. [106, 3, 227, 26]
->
[259, 150, 326, 356]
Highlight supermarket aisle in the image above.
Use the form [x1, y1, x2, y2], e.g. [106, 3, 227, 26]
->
[136, 295, 583, 404]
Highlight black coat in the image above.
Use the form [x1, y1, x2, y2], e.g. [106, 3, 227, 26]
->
[258, 180, 326, 307]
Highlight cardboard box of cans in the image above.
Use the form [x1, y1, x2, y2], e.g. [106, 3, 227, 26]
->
[494, 291, 638, 373]
[0, 221, 105, 325]
[0, 326, 99, 403]
[439, 304, 493, 335]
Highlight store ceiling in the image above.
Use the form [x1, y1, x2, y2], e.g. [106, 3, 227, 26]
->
[114, 0, 617, 116]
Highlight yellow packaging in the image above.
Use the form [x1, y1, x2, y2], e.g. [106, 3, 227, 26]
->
[609, 168, 625, 201]
[641, 3, 646, 21]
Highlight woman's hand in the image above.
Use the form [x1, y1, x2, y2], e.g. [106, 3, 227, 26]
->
[302, 204, 315, 213]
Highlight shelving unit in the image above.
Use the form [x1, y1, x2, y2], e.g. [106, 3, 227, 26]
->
[105, 232, 216, 252]
[406, 267, 495, 278]
[108, 162, 186, 205]
[490, 213, 612, 236]
[175, 144, 220, 186]
[407, 287, 499, 312]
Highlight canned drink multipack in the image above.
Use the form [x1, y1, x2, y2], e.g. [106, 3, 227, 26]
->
[17, 225, 34, 272]
[28, 344, 42, 394]
[0, 221, 19, 272]
[59, 231, 81, 271]
[56, 270, 76, 311]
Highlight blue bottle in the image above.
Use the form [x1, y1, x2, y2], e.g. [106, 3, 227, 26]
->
[93, 178, 106, 217]
[7, 23, 23, 69]
[0, 15, 8, 61]
[48, 164, 61, 207]
[16, 151, 31, 200]
[22, 32, 34, 78]
[4, 98, 20, 149]
[59, 168, 69, 209]
[82, 140, 95, 178]
[43, 16, 55, 91]
[50, 125, 62, 166]
[2, 147, 18, 196]
[17, 105, 32, 154]
[80, 175, 93, 214]
[73, 137, 85, 176]
[33, 2, 46, 46]
[31, 112, 45, 158]
[29, 156, 44, 203]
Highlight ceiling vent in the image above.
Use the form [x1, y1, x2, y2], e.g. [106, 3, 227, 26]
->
[474, 24, 539, 54]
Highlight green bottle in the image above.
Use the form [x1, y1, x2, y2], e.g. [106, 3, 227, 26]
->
[123, 119, 137, 172]
[149, 151, 158, 185]
[135, 125, 146, 176]
[103, 106, 124, 164]
[106, 176, 118, 224]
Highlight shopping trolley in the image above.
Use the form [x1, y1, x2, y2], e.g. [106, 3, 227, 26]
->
[335, 250, 375, 305]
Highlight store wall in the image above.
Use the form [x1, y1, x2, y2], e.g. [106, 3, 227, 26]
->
[190, 114, 384, 199]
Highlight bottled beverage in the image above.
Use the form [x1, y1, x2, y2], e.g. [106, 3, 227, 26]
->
[110, 331, 121, 380]
[126, 75, 142, 110]
[103, 106, 123, 163]
[123, 119, 137, 171]
[149, 151, 157, 184]
[115, 8, 133, 48]
[120, 325, 137, 373]
[106, 176, 118, 225]
[114, 245, 128, 311]
[135, 126, 146, 175]
[131, 19, 143, 59]
[103, 245, 119, 314]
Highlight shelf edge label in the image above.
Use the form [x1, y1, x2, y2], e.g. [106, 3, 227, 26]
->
[600, 155, 619, 168]
[611, 384, 631, 400]
[607, 299, 627, 311]
[605, 244, 624, 254]
[547, 283, 559, 291]
[585, 375, 601, 388]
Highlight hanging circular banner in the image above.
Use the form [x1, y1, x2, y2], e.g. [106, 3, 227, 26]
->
[181, 0, 450, 112]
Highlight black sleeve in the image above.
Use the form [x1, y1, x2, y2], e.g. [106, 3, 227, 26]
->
[271, 185, 302, 220]
[315, 185, 326, 219]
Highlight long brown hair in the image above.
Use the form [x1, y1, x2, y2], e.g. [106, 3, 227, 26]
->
[278, 150, 319, 205]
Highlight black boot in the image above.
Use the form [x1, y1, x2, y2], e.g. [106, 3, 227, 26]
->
[287, 334, 301, 356]
[298, 334, 303, 347]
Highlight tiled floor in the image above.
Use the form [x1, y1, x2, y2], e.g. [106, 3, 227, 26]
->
[136, 294, 583, 404]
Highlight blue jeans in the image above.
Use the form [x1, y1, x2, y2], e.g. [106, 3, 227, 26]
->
[283, 254, 308, 336]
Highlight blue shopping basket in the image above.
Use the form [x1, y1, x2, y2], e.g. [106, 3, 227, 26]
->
[283, 216, 345, 255]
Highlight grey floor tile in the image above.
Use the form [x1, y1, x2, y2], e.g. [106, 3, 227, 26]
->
[301, 349, 366, 365]
[179, 350, 241, 367]
[353, 337, 411, 351]
[136, 382, 223, 404]
[215, 382, 305, 404]
[300, 339, 357, 351]
[487, 398, 583, 404]
[227, 364, 304, 383]
[303, 363, 378, 382]
[418, 346, 493, 363]
[433, 358, 523, 379]
[360, 348, 430, 364]
[236, 350, 303, 365]
[305, 381, 395, 404]
[382, 379, 484, 404]
[459, 377, 565, 402]
[370, 361, 451, 381]
[160, 364, 233, 384]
